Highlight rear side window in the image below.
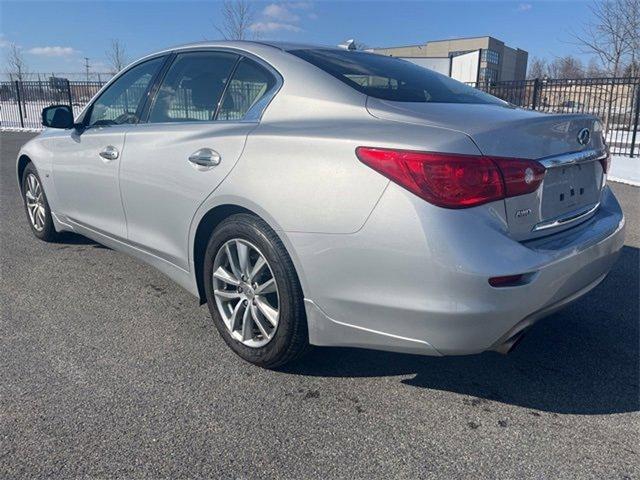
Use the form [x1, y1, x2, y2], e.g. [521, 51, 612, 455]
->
[148, 51, 238, 123]
[289, 49, 505, 105]
[217, 58, 278, 121]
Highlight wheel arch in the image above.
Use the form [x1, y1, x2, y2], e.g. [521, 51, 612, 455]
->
[193, 205, 249, 303]
[17, 154, 32, 191]
[191, 203, 307, 305]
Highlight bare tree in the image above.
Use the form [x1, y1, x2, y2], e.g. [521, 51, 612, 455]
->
[586, 57, 606, 77]
[527, 57, 548, 79]
[572, 0, 635, 76]
[214, 0, 257, 40]
[6, 43, 28, 82]
[623, 60, 640, 77]
[622, 0, 640, 76]
[548, 56, 585, 79]
[106, 39, 128, 74]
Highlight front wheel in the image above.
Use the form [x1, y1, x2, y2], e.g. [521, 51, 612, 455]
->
[203, 213, 309, 368]
[21, 163, 58, 242]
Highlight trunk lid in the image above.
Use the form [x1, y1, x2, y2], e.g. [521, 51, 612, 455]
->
[366, 98, 606, 240]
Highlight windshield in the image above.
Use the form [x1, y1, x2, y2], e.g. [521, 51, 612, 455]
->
[288, 48, 506, 105]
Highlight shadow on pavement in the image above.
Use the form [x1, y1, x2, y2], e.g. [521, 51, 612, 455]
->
[55, 232, 110, 249]
[285, 246, 639, 415]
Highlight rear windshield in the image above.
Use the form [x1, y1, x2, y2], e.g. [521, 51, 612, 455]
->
[289, 48, 505, 105]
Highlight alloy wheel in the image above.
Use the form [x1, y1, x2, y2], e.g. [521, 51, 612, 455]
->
[25, 173, 45, 232]
[212, 239, 280, 348]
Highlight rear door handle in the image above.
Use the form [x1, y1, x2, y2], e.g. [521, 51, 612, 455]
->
[99, 145, 119, 161]
[188, 148, 221, 167]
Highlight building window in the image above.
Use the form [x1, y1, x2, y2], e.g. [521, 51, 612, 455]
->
[481, 49, 500, 64]
[479, 67, 499, 82]
[449, 50, 474, 58]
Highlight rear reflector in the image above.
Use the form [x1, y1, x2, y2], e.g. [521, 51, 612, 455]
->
[488, 274, 526, 287]
[356, 147, 546, 209]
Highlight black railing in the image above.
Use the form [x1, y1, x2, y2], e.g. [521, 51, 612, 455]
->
[470, 77, 640, 157]
[0, 80, 104, 130]
[2, 77, 639, 156]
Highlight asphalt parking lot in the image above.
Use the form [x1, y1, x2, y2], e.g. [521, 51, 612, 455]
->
[1, 131, 638, 479]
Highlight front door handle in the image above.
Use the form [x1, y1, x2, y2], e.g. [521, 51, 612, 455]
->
[99, 145, 119, 161]
[188, 148, 221, 168]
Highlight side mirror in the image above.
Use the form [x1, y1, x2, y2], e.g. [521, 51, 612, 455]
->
[42, 105, 74, 129]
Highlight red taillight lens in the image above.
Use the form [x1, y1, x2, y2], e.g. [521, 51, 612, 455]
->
[356, 147, 504, 208]
[356, 147, 546, 209]
[488, 274, 525, 287]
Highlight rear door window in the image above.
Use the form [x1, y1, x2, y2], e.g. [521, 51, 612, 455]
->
[289, 49, 505, 105]
[217, 58, 278, 121]
[147, 51, 239, 123]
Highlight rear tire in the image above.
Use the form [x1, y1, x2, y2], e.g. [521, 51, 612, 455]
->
[203, 213, 309, 368]
[21, 163, 58, 242]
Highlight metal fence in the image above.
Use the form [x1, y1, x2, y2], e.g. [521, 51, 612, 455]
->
[1, 79, 104, 130]
[2, 76, 639, 156]
[2, 72, 114, 82]
[471, 77, 640, 157]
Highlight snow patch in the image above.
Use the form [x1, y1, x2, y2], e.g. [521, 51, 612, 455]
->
[0, 126, 42, 133]
[609, 155, 640, 186]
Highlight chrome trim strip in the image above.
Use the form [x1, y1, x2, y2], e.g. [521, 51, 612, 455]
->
[532, 203, 600, 231]
[540, 148, 607, 169]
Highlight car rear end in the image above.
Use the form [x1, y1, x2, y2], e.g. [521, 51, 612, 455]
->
[353, 111, 624, 355]
[327, 174, 625, 356]
[281, 47, 625, 355]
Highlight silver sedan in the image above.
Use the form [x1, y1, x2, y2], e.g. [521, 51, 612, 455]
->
[17, 41, 625, 367]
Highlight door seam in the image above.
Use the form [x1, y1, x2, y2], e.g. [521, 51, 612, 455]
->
[117, 131, 130, 238]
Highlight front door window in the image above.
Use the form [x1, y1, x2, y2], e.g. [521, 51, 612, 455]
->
[87, 57, 165, 127]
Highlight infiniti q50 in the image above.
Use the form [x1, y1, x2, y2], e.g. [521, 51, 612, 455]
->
[17, 41, 625, 367]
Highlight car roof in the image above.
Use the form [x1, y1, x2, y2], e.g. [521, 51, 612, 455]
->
[167, 40, 337, 53]
[252, 40, 333, 51]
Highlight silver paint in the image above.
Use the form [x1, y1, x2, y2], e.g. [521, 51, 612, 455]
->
[17, 41, 625, 356]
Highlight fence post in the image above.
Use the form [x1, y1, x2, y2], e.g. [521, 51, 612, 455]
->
[15, 80, 24, 129]
[630, 82, 640, 158]
[65, 79, 73, 108]
[531, 78, 540, 110]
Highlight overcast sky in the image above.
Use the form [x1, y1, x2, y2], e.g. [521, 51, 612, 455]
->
[1, 0, 597, 74]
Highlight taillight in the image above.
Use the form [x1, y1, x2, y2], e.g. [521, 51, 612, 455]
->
[492, 157, 545, 197]
[356, 147, 545, 209]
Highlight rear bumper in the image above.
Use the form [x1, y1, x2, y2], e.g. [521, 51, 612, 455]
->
[290, 185, 624, 356]
[489, 270, 609, 354]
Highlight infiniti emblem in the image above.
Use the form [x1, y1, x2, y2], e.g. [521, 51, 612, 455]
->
[577, 128, 591, 146]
